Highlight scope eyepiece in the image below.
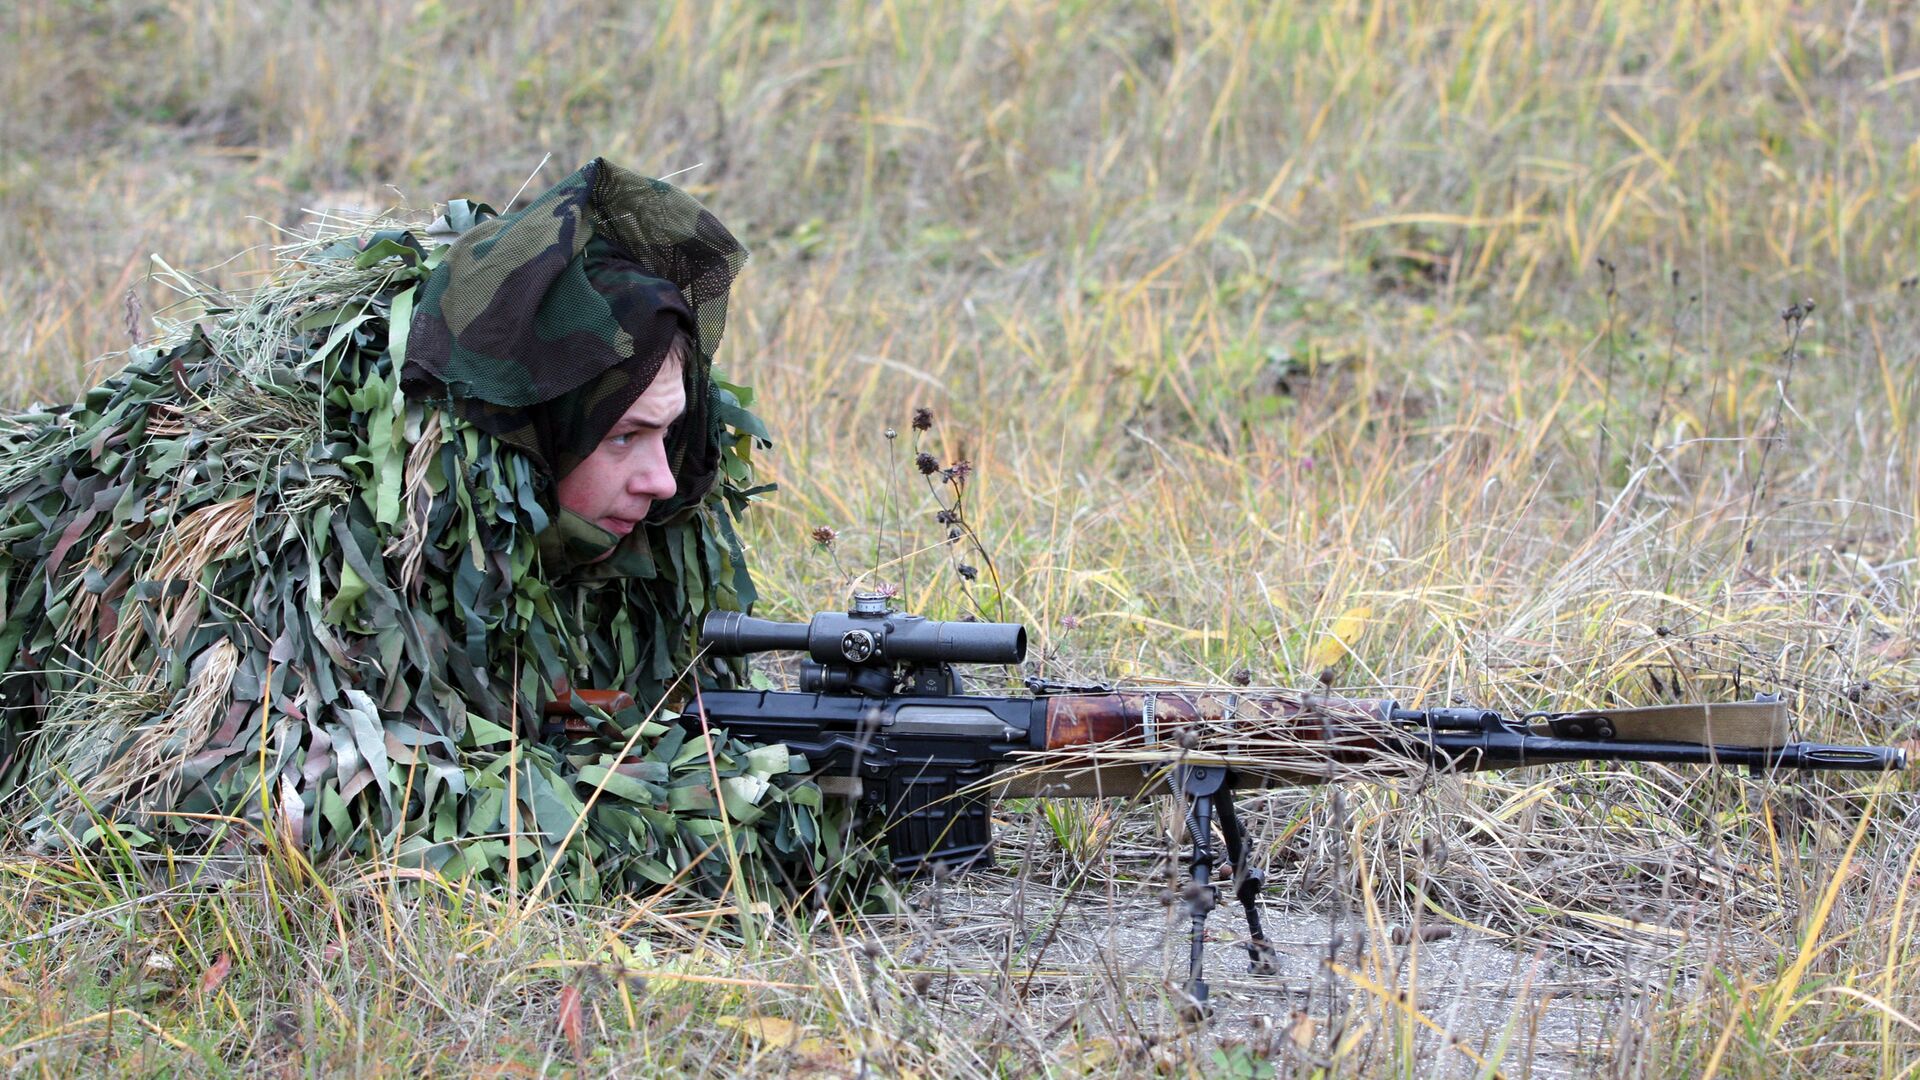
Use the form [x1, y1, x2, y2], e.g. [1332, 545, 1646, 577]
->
[701, 611, 811, 656]
[700, 609, 1026, 667]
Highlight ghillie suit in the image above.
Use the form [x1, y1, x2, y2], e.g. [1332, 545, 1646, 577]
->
[0, 160, 837, 900]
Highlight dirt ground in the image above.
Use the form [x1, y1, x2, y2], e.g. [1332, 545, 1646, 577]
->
[879, 874, 1655, 1078]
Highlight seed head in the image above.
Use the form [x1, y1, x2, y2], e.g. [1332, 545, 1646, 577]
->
[911, 406, 933, 432]
[915, 452, 940, 475]
[810, 526, 837, 547]
[957, 563, 978, 581]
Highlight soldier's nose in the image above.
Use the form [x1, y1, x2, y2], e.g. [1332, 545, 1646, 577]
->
[629, 449, 676, 502]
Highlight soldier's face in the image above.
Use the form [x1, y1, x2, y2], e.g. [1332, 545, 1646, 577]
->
[554, 359, 686, 539]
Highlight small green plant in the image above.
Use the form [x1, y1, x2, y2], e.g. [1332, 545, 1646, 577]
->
[1209, 1044, 1276, 1080]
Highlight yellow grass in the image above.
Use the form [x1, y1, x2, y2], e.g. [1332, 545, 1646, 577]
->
[2, 0, 1919, 1074]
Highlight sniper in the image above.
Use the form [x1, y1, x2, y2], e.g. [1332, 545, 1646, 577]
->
[0, 159, 831, 900]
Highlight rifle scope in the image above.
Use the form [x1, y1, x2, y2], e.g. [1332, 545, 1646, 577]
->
[702, 608, 1027, 667]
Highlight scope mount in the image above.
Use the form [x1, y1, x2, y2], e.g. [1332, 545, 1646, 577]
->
[809, 593, 959, 697]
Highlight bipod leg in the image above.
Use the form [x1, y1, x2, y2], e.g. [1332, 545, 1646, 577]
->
[1213, 783, 1279, 976]
[1175, 764, 1225, 1021]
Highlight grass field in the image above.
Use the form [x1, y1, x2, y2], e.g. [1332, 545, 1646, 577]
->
[3, 0, 1920, 1075]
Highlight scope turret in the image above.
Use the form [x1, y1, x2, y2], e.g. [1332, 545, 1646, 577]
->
[702, 609, 1026, 667]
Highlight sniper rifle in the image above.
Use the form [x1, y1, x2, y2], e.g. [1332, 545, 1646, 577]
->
[547, 594, 1907, 1013]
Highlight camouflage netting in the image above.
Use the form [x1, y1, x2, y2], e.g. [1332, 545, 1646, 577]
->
[0, 161, 840, 900]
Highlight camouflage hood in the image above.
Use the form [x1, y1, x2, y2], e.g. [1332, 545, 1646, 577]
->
[402, 158, 748, 513]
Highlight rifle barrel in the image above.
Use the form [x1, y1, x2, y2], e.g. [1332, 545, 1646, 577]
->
[1448, 734, 1908, 772]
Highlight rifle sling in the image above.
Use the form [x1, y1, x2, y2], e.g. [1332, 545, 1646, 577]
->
[1542, 700, 1789, 747]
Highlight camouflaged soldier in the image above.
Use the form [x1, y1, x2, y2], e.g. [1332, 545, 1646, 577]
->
[0, 160, 824, 899]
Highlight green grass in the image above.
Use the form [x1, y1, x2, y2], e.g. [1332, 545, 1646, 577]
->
[3, 0, 1920, 1074]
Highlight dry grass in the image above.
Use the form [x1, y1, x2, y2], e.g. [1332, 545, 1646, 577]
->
[2, 0, 1919, 1075]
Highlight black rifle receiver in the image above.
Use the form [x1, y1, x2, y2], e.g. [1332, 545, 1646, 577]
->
[700, 596, 1035, 874]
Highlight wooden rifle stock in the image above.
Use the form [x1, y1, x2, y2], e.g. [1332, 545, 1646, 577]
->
[542, 688, 636, 736]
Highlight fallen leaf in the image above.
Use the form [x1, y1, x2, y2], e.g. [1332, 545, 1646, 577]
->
[791, 1036, 854, 1079]
[556, 986, 585, 1061]
[199, 953, 233, 996]
[1307, 606, 1372, 670]
[1063, 1038, 1120, 1068]
[1288, 1009, 1316, 1051]
[717, 1013, 804, 1049]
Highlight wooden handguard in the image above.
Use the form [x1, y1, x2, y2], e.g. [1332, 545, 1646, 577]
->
[996, 691, 1399, 798]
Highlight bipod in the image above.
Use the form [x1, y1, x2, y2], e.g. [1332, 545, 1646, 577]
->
[1173, 763, 1279, 1021]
